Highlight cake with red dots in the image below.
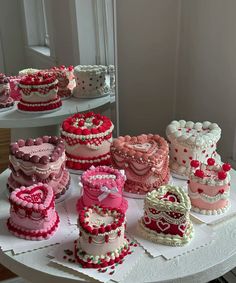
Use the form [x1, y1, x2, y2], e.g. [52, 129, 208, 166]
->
[17, 73, 62, 112]
[166, 120, 221, 177]
[7, 136, 70, 199]
[61, 112, 114, 171]
[188, 158, 231, 215]
[77, 166, 128, 212]
[110, 134, 170, 197]
[138, 185, 193, 246]
[75, 205, 130, 268]
[7, 183, 60, 240]
[0, 73, 14, 110]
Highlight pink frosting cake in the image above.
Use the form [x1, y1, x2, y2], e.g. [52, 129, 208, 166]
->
[188, 158, 231, 215]
[0, 73, 14, 110]
[17, 73, 62, 112]
[77, 166, 128, 212]
[7, 136, 70, 199]
[75, 205, 129, 268]
[110, 134, 170, 196]
[61, 112, 114, 171]
[7, 183, 59, 240]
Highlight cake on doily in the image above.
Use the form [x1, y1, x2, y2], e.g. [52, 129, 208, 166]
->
[77, 166, 128, 212]
[61, 112, 114, 171]
[0, 73, 14, 110]
[166, 120, 221, 177]
[7, 136, 70, 199]
[73, 65, 108, 98]
[110, 134, 170, 196]
[75, 205, 130, 268]
[188, 158, 231, 215]
[137, 185, 193, 246]
[7, 183, 59, 240]
[17, 73, 62, 112]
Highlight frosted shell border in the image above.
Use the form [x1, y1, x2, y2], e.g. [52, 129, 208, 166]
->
[191, 202, 231, 215]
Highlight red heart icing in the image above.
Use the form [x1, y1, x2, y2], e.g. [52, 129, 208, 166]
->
[198, 188, 203, 194]
[184, 149, 187, 152]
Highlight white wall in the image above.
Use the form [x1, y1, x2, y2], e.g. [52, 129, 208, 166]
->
[116, 0, 181, 137]
[176, 0, 236, 160]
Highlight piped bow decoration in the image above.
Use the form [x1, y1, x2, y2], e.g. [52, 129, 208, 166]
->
[98, 186, 121, 202]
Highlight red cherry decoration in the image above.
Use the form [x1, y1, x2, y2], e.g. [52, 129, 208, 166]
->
[207, 158, 215, 166]
[92, 118, 100, 126]
[222, 163, 231, 172]
[218, 171, 227, 180]
[190, 160, 200, 168]
[194, 169, 204, 178]
[78, 120, 85, 127]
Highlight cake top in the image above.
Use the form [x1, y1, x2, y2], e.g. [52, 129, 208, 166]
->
[61, 112, 114, 140]
[50, 65, 74, 72]
[74, 65, 106, 75]
[10, 136, 65, 164]
[78, 205, 125, 235]
[189, 158, 231, 186]
[19, 73, 57, 87]
[166, 120, 221, 148]
[111, 134, 169, 165]
[0, 73, 9, 84]
[145, 185, 191, 213]
[18, 68, 40, 76]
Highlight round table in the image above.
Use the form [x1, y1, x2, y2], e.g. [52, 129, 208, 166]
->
[1, 169, 236, 283]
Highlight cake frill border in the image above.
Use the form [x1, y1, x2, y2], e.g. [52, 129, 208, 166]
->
[191, 202, 231, 215]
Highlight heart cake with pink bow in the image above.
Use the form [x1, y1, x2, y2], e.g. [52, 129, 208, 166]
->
[77, 166, 128, 212]
[137, 185, 193, 246]
[7, 183, 60, 240]
[110, 134, 170, 197]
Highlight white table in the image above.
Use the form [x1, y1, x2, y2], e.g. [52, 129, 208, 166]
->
[1, 169, 236, 283]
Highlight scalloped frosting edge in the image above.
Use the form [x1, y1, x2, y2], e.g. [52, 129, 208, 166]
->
[191, 201, 231, 215]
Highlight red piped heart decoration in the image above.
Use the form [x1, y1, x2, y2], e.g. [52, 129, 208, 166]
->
[17, 186, 46, 204]
[219, 189, 225, 194]
[197, 188, 203, 194]
[184, 149, 187, 152]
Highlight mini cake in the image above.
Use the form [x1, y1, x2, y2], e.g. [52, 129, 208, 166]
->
[166, 120, 221, 177]
[73, 65, 108, 98]
[7, 136, 70, 199]
[188, 158, 231, 215]
[138, 185, 193, 246]
[61, 112, 114, 171]
[110, 134, 170, 196]
[9, 76, 21, 101]
[17, 73, 62, 112]
[75, 205, 129, 268]
[7, 183, 59, 240]
[77, 166, 128, 212]
[0, 73, 14, 110]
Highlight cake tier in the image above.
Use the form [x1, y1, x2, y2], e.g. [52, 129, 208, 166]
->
[17, 96, 62, 112]
[111, 134, 170, 195]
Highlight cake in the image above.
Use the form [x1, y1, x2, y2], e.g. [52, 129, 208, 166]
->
[75, 205, 130, 268]
[61, 112, 114, 171]
[0, 73, 14, 110]
[188, 158, 231, 215]
[77, 166, 128, 212]
[17, 73, 62, 112]
[138, 185, 193, 246]
[110, 134, 170, 196]
[7, 183, 59, 240]
[166, 120, 221, 177]
[7, 136, 70, 199]
[73, 65, 108, 98]
[9, 76, 21, 101]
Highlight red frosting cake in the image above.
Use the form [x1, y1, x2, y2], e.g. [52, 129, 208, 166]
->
[7, 136, 70, 199]
[61, 112, 114, 171]
[0, 73, 14, 110]
[77, 165, 128, 212]
[17, 73, 62, 112]
[110, 134, 170, 196]
[7, 183, 60, 240]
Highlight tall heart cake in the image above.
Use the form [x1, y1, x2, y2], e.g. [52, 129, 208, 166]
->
[7, 136, 70, 199]
[166, 120, 221, 177]
[61, 112, 114, 171]
[188, 158, 231, 215]
[75, 205, 130, 268]
[77, 166, 128, 212]
[0, 73, 14, 110]
[110, 134, 170, 197]
[138, 185, 193, 246]
[7, 183, 60, 240]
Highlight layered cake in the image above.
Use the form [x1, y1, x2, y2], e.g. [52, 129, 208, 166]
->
[73, 65, 108, 98]
[188, 158, 231, 214]
[138, 185, 193, 246]
[166, 120, 221, 177]
[0, 73, 14, 110]
[110, 134, 170, 196]
[75, 205, 130, 268]
[61, 112, 114, 171]
[7, 136, 70, 199]
[7, 183, 59, 240]
[17, 73, 62, 112]
[77, 166, 128, 212]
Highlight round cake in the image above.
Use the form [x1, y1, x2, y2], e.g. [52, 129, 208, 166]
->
[110, 134, 170, 197]
[166, 120, 221, 177]
[0, 73, 14, 110]
[61, 112, 114, 171]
